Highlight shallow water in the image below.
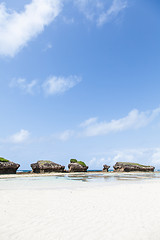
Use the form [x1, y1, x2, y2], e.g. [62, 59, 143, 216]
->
[0, 172, 160, 190]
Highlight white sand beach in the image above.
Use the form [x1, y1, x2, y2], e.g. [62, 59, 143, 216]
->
[0, 176, 160, 240]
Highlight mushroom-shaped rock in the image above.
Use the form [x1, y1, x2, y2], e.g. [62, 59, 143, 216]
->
[103, 164, 110, 172]
[113, 162, 155, 172]
[31, 160, 65, 173]
[68, 159, 88, 172]
[0, 157, 20, 174]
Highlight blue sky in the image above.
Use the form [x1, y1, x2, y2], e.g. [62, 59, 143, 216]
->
[0, 0, 160, 170]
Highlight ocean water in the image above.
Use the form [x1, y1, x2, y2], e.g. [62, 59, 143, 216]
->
[0, 172, 160, 190]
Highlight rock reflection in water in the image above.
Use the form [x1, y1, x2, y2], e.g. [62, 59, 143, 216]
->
[64, 172, 160, 183]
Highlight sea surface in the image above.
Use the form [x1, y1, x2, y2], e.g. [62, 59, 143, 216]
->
[0, 171, 160, 190]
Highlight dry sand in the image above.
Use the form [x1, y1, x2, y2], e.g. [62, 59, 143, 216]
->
[0, 178, 160, 240]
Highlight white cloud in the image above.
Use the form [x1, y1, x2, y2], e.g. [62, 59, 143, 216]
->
[0, 0, 62, 57]
[0, 0, 128, 57]
[58, 130, 74, 141]
[62, 16, 74, 24]
[89, 157, 106, 169]
[10, 75, 81, 95]
[112, 151, 137, 163]
[43, 75, 81, 95]
[50, 107, 160, 142]
[10, 78, 38, 94]
[9, 129, 30, 143]
[74, 0, 127, 26]
[43, 42, 53, 51]
[80, 117, 98, 127]
[151, 149, 160, 167]
[80, 107, 160, 137]
[97, 0, 127, 26]
[89, 148, 160, 170]
[115, 148, 160, 168]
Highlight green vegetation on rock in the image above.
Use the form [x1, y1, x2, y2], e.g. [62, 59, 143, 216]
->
[38, 160, 53, 165]
[77, 161, 86, 167]
[70, 159, 78, 163]
[0, 157, 9, 162]
[70, 159, 87, 167]
[118, 162, 151, 167]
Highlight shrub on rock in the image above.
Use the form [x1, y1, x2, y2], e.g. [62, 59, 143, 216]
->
[77, 161, 86, 167]
[68, 159, 88, 172]
[0, 157, 9, 162]
[70, 159, 78, 163]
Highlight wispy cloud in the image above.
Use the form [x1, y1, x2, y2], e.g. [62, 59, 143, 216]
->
[0, 0, 62, 57]
[57, 129, 75, 141]
[80, 117, 98, 127]
[0, 0, 128, 57]
[9, 129, 30, 143]
[52, 107, 160, 141]
[62, 16, 74, 24]
[98, 0, 127, 26]
[89, 157, 106, 169]
[43, 75, 81, 95]
[74, 0, 127, 26]
[10, 75, 81, 96]
[9, 78, 38, 94]
[0, 129, 31, 144]
[80, 107, 160, 136]
[89, 148, 160, 169]
[43, 43, 53, 52]
[151, 149, 160, 166]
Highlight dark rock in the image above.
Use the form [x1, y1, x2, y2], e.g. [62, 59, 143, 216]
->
[31, 160, 65, 173]
[0, 161, 20, 174]
[68, 163, 88, 172]
[113, 162, 155, 172]
[103, 165, 110, 172]
[17, 171, 31, 175]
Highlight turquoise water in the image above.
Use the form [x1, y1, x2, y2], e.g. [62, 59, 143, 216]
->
[0, 172, 160, 190]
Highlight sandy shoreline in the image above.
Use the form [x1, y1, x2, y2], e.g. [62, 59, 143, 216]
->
[0, 177, 160, 240]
